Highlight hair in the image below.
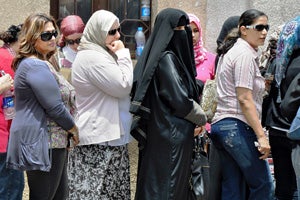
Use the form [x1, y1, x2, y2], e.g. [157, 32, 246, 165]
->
[58, 15, 85, 47]
[12, 13, 59, 71]
[0, 24, 22, 44]
[217, 9, 268, 56]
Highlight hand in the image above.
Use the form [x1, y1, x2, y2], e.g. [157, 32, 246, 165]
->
[194, 126, 205, 137]
[257, 136, 270, 160]
[67, 125, 79, 149]
[0, 74, 13, 94]
[106, 40, 125, 53]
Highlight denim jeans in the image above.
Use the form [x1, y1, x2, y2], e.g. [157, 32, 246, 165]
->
[292, 145, 300, 200]
[0, 153, 24, 200]
[211, 118, 274, 200]
[269, 128, 298, 200]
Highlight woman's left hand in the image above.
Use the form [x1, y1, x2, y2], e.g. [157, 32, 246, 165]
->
[257, 136, 271, 160]
[194, 126, 205, 137]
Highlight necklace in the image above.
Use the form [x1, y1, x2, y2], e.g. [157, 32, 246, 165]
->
[3, 43, 16, 57]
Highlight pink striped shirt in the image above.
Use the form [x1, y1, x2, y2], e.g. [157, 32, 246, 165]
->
[212, 38, 265, 125]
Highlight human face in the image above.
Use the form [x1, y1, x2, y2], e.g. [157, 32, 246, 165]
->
[241, 16, 268, 49]
[105, 23, 121, 45]
[35, 22, 57, 57]
[65, 33, 83, 52]
[190, 22, 200, 46]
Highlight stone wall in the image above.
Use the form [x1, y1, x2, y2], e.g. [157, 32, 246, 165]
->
[0, 0, 49, 31]
[0, 0, 299, 52]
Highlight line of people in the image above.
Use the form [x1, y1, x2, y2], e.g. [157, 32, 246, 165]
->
[0, 6, 299, 200]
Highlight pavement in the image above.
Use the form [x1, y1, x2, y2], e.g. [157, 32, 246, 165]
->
[22, 140, 139, 200]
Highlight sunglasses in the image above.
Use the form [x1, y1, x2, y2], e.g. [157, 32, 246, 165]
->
[108, 27, 121, 36]
[65, 38, 81, 45]
[40, 30, 58, 41]
[246, 24, 270, 32]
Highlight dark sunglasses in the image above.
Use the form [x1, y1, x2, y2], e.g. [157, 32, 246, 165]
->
[65, 38, 81, 45]
[108, 27, 120, 36]
[40, 30, 58, 41]
[246, 24, 270, 32]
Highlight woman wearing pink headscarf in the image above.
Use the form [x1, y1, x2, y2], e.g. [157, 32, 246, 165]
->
[189, 14, 216, 141]
[188, 13, 216, 84]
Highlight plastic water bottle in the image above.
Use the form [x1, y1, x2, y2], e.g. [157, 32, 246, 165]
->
[135, 27, 146, 60]
[141, 0, 150, 21]
[0, 71, 15, 120]
[2, 89, 15, 120]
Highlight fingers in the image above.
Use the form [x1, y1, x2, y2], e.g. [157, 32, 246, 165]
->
[257, 136, 271, 160]
[106, 40, 125, 52]
[194, 126, 206, 137]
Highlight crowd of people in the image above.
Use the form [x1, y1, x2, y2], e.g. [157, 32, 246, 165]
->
[0, 5, 299, 200]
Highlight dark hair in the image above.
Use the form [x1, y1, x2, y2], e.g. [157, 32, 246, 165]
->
[0, 24, 22, 44]
[217, 9, 268, 56]
[12, 13, 59, 71]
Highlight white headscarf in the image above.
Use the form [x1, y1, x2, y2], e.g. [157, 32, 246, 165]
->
[78, 10, 119, 61]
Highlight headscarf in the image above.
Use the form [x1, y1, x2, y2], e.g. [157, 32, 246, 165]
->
[130, 8, 197, 143]
[259, 25, 283, 71]
[58, 15, 85, 47]
[78, 10, 119, 61]
[188, 13, 207, 66]
[275, 16, 300, 102]
[216, 16, 240, 47]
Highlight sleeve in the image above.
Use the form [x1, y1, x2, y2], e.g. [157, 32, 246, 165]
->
[86, 49, 133, 98]
[280, 72, 300, 122]
[234, 53, 256, 89]
[156, 53, 206, 126]
[27, 62, 74, 130]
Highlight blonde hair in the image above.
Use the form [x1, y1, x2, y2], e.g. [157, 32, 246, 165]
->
[12, 13, 59, 71]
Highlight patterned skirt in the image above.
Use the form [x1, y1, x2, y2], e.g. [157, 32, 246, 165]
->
[67, 144, 131, 200]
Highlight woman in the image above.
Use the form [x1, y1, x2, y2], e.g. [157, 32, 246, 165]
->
[274, 16, 300, 199]
[130, 8, 207, 199]
[188, 13, 216, 142]
[208, 15, 240, 200]
[188, 13, 216, 84]
[210, 9, 274, 199]
[0, 24, 24, 200]
[69, 10, 133, 199]
[6, 13, 79, 200]
[51, 15, 85, 82]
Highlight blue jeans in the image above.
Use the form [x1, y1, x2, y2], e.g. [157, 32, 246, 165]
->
[292, 145, 300, 200]
[0, 153, 24, 200]
[211, 118, 274, 200]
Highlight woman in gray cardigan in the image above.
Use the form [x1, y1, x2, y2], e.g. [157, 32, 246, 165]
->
[6, 13, 79, 200]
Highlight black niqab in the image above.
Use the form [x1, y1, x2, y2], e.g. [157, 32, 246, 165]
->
[130, 8, 198, 116]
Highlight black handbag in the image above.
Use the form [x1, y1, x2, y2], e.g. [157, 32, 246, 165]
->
[190, 135, 210, 200]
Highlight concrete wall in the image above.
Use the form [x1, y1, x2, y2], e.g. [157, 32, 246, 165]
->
[0, 0, 49, 31]
[206, 0, 300, 52]
[0, 0, 299, 53]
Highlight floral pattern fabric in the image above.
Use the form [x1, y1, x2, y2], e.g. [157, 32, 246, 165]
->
[46, 62, 77, 148]
[67, 144, 131, 200]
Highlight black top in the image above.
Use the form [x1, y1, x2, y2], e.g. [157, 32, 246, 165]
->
[265, 49, 300, 132]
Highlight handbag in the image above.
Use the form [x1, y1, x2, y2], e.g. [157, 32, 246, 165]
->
[190, 135, 210, 200]
[287, 106, 300, 140]
[200, 57, 223, 123]
[200, 77, 217, 123]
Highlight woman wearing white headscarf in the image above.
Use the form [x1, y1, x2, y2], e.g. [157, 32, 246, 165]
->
[69, 10, 133, 199]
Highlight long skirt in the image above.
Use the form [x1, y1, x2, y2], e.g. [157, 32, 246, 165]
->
[68, 144, 131, 200]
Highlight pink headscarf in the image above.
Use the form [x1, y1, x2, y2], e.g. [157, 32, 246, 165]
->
[58, 15, 85, 47]
[188, 13, 207, 67]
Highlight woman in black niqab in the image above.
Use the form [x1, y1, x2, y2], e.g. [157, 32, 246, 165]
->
[130, 8, 206, 200]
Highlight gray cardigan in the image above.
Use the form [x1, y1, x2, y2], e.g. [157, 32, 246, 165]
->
[6, 58, 74, 172]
